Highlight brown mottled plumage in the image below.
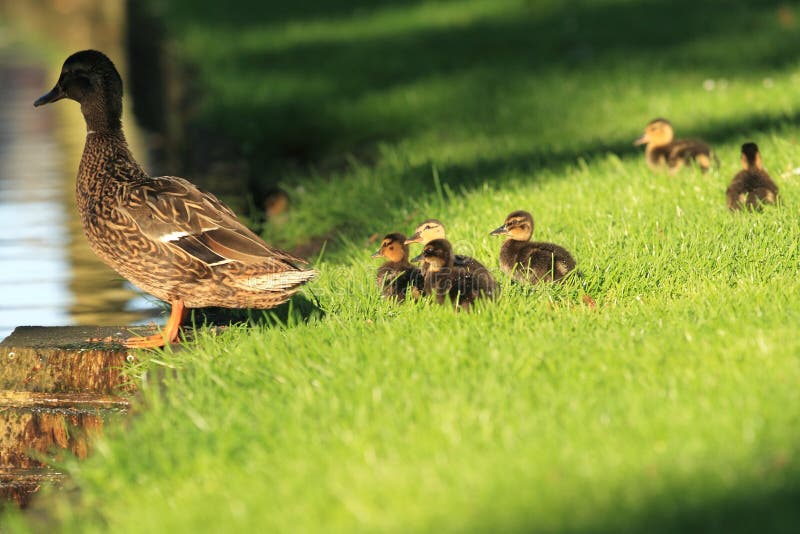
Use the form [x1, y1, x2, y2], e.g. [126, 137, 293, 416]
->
[634, 118, 714, 173]
[411, 239, 497, 310]
[34, 50, 316, 347]
[370, 233, 423, 301]
[726, 142, 779, 211]
[490, 210, 576, 283]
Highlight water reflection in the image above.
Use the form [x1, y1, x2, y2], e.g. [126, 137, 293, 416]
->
[0, 50, 161, 338]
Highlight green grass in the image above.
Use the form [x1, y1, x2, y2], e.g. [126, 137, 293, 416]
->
[7, 0, 800, 532]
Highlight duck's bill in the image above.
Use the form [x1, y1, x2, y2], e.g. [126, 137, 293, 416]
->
[370, 249, 382, 259]
[410, 252, 424, 263]
[404, 232, 422, 244]
[489, 225, 508, 236]
[633, 134, 647, 146]
[34, 85, 65, 107]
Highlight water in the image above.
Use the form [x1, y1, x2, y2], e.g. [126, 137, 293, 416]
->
[0, 56, 161, 339]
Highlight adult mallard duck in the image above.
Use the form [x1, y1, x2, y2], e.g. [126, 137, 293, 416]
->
[726, 142, 779, 211]
[634, 118, 714, 173]
[34, 50, 316, 348]
[490, 210, 576, 283]
[371, 233, 423, 301]
[410, 239, 496, 310]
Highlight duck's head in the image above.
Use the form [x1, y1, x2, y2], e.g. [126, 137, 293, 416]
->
[634, 118, 673, 147]
[490, 210, 533, 241]
[740, 142, 762, 170]
[34, 50, 123, 133]
[410, 238, 453, 272]
[371, 233, 410, 262]
[405, 219, 446, 245]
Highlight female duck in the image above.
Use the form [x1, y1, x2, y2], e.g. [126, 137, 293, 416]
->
[490, 210, 576, 283]
[634, 118, 714, 173]
[371, 233, 423, 301]
[34, 50, 316, 348]
[726, 142, 779, 211]
[411, 239, 496, 310]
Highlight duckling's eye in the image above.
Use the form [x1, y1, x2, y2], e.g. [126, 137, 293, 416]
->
[424, 225, 432, 230]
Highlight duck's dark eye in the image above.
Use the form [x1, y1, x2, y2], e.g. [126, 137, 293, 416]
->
[66, 73, 92, 92]
[424, 225, 431, 230]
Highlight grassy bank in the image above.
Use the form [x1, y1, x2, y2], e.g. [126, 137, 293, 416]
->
[7, 0, 800, 532]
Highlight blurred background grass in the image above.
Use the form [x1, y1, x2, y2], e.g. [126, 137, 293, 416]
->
[136, 0, 800, 249]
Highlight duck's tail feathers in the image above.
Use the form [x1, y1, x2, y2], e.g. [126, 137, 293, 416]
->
[239, 269, 318, 292]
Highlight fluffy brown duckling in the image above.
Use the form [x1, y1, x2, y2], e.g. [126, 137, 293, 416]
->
[634, 118, 714, 173]
[726, 142, 779, 211]
[371, 233, 423, 301]
[405, 219, 490, 274]
[490, 210, 576, 283]
[411, 239, 497, 310]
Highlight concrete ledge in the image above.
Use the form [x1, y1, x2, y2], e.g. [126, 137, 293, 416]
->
[0, 326, 147, 394]
[1, 326, 141, 508]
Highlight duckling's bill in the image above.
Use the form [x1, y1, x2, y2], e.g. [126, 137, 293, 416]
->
[490, 224, 508, 236]
[405, 232, 423, 244]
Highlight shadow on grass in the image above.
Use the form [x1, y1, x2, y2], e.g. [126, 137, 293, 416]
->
[133, 0, 800, 251]
[525, 479, 800, 534]
[281, 103, 800, 255]
[145, 0, 800, 175]
[187, 292, 324, 331]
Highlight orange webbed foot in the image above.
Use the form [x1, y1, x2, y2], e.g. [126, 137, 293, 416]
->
[122, 299, 186, 349]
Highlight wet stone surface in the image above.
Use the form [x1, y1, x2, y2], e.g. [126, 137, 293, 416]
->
[1, 326, 137, 508]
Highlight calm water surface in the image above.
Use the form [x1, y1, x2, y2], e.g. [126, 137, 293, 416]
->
[0, 54, 162, 338]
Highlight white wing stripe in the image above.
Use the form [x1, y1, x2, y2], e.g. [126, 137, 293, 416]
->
[159, 231, 190, 242]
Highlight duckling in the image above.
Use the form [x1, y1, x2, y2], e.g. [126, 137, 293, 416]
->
[405, 219, 489, 274]
[411, 239, 496, 310]
[634, 118, 714, 173]
[34, 50, 316, 348]
[726, 142, 779, 211]
[490, 210, 576, 283]
[371, 233, 423, 301]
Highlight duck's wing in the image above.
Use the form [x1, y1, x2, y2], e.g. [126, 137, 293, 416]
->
[454, 254, 489, 272]
[748, 171, 779, 206]
[514, 241, 576, 282]
[727, 170, 748, 194]
[669, 140, 711, 160]
[755, 170, 779, 194]
[530, 242, 577, 269]
[120, 176, 308, 269]
[726, 171, 750, 209]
